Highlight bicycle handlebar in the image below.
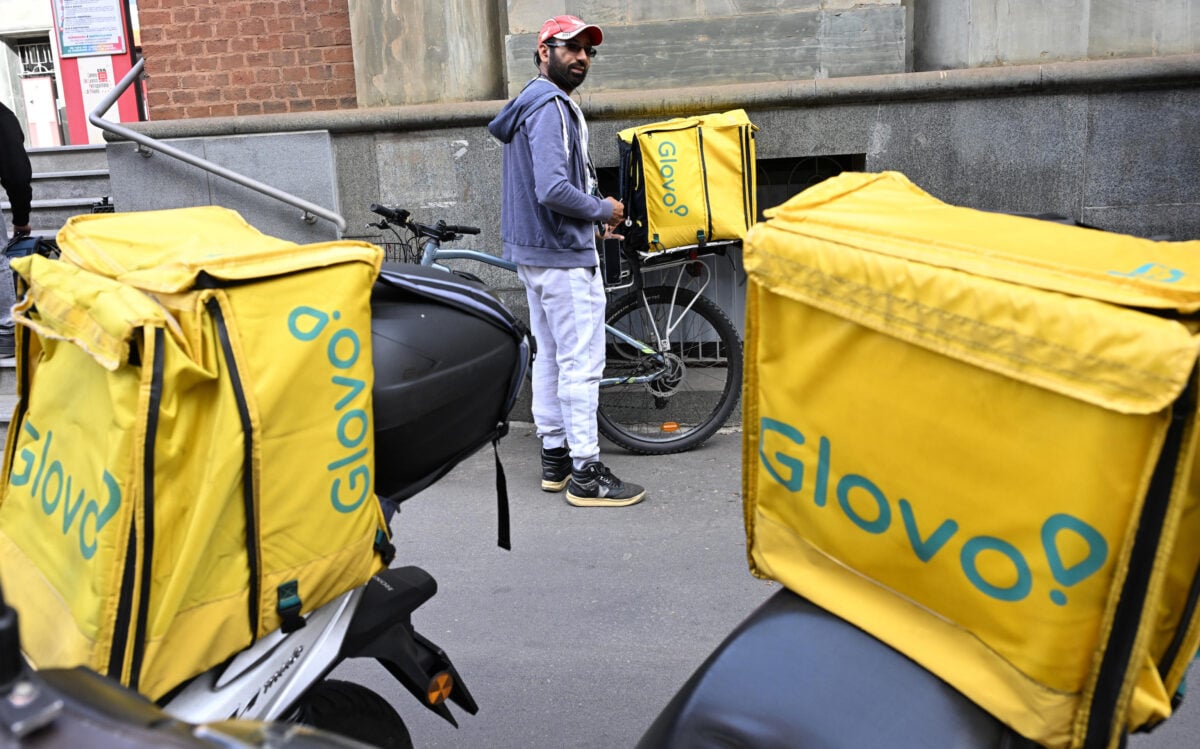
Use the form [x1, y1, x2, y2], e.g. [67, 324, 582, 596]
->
[369, 203, 409, 224]
[370, 204, 480, 242]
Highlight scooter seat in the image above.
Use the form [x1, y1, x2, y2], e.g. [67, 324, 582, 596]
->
[637, 589, 1038, 748]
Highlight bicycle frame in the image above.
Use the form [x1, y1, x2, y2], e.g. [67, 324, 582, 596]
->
[417, 241, 669, 388]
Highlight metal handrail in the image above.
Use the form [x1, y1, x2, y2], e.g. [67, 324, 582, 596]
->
[88, 58, 347, 234]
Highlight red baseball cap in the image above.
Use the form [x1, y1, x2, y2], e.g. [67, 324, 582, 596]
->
[538, 15, 603, 46]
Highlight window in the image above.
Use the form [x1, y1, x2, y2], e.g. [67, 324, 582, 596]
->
[756, 154, 864, 219]
[18, 39, 55, 76]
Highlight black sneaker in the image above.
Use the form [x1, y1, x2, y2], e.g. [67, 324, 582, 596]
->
[566, 462, 646, 507]
[0, 331, 13, 360]
[541, 445, 572, 492]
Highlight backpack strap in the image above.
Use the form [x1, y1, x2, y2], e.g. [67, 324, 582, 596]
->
[276, 581, 305, 634]
[493, 433, 511, 551]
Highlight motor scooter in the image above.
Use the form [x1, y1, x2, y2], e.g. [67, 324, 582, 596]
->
[154, 261, 531, 749]
[0, 242, 530, 749]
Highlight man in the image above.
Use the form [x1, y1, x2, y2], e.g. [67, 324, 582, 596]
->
[0, 102, 32, 359]
[487, 15, 646, 508]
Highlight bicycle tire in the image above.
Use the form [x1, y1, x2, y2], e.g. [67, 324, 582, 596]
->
[599, 286, 742, 455]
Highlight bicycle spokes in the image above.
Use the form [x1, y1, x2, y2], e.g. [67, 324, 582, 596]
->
[598, 285, 742, 454]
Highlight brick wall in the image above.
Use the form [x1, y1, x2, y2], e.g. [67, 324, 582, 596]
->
[137, 0, 357, 120]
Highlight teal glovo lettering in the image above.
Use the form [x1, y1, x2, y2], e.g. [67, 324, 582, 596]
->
[10, 420, 123, 560]
[655, 140, 689, 218]
[759, 417, 805, 492]
[289, 305, 372, 513]
[757, 415, 1110, 606]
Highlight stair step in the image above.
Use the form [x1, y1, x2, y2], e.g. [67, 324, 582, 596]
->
[27, 144, 108, 173]
[0, 361, 14, 445]
[7, 203, 109, 232]
[32, 169, 108, 180]
[9, 196, 108, 210]
[16, 175, 111, 202]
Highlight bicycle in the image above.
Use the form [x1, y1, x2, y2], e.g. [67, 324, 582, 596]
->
[366, 204, 743, 455]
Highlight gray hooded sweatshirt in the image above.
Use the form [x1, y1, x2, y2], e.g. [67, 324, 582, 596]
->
[487, 77, 613, 268]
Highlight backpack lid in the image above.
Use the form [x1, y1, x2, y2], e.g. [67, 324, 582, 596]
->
[745, 172, 1200, 415]
[759, 171, 1200, 312]
[56, 206, 381, 294]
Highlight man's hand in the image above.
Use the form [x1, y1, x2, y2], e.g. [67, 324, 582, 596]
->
[598, 224, 625, 241]
[604, 197, 625, 227]
[11, 224, 31, 237]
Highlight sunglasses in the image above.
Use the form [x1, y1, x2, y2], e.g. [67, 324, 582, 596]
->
[544, 40, 598, 58]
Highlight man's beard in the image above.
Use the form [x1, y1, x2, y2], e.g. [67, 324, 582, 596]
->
[546, 50, 587, 92]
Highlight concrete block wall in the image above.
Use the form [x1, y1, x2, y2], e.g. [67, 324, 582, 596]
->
[137, 0, 357, 119]
[914, 0, 1200, 71]
[501, 0, 908, 96]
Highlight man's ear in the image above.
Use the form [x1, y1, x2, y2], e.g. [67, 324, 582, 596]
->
[538, 43, 549, 64]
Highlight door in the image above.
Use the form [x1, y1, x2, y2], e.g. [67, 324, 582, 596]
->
[21, 76, 62, 148]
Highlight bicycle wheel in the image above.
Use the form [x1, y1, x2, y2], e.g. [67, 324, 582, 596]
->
[599, 285, 742, 454]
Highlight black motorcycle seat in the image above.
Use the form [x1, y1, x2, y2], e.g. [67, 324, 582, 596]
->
[637, 589, 1038, 748]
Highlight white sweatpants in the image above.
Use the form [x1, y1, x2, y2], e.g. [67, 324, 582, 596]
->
[517, 264, 606, 469]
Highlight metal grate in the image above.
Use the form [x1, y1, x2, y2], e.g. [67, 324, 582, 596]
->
[18, 40, 54, 76]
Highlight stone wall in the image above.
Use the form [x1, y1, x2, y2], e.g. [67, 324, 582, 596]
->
[137, 0, 357, 119]
[347, 0, 504, 106]
[914, 0, 1200, 70]
[501, 0, 908, 96]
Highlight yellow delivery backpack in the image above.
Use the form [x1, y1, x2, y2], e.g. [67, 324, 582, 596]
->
[0, 206, 391, 700]
[742, 172, 1200, 749]
[618, 109, 757, 253]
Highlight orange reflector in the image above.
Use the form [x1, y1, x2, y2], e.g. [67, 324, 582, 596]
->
[427, 672, 454, 705]
[661, 422, 680, 433]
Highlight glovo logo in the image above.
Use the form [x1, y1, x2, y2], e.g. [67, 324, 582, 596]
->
[10, 420, 121, 560]
[759, 417, 1109, 606]
[1109, 263, 1185, 284]
[655, 140, 689, 218]
[287, 305, 372, 514]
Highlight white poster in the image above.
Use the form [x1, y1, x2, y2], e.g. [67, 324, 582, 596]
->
[54, 0, 128, 58]
[77, 56, 119, 144]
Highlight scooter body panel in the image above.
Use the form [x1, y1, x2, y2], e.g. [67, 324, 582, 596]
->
[164, 588, 361, 723]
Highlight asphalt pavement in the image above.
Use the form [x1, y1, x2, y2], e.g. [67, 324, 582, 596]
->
[333, 424, 1200, 749]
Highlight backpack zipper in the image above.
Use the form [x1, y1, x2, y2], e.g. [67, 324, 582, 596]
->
[204, 296, 262, 639]
[109, 327, 165, 689]
[696, 128, 714, 243]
